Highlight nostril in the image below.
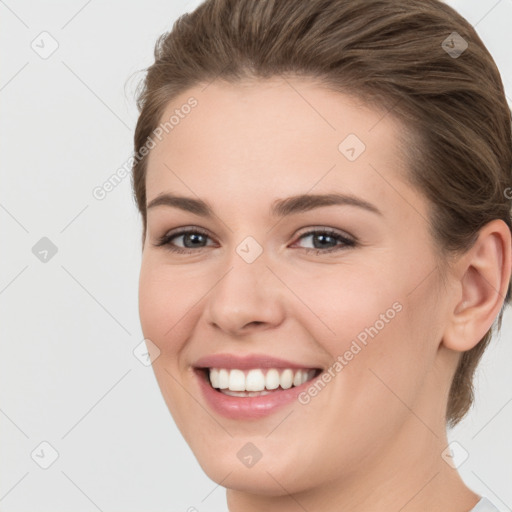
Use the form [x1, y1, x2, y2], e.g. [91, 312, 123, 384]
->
[247, 321, 264, 327]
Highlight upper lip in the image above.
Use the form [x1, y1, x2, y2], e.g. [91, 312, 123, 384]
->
[193, 353, 322, 370]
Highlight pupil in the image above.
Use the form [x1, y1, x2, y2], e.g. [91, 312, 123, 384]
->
[315, 234, 335, 248]
[184, 233, 205, 248]
[181, 233, 336, 249]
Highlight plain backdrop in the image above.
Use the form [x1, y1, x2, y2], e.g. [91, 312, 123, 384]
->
[1, 0, 511, 511]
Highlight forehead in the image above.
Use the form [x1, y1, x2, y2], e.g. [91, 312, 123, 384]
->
[145, 77, 421, 220]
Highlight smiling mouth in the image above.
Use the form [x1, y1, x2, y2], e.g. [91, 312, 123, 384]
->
[197, 367, 322, 397]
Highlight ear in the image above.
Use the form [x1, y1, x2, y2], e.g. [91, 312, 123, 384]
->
[442, 219, 512, 352]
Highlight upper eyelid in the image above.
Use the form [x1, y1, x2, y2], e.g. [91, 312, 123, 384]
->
[158, 226, 356, 246]
[161, 225, 353, 237]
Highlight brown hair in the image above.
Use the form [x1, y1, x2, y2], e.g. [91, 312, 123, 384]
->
[131, 0, 512, 427]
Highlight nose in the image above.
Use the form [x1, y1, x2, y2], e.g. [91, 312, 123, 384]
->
[204, 252, 286, 336]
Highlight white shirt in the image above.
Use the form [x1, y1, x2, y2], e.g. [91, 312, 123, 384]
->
[470, 497, 500, 511]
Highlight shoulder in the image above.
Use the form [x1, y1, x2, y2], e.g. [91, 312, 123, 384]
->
[470, 497, 501, 512]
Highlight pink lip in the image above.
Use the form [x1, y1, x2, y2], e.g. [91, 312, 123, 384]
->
[193, 353, 320, 371]
[192, 355, 323, 420]
[195, 369, 321, 419]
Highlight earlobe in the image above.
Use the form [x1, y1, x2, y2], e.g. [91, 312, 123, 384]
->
[442, 219, 512, 353]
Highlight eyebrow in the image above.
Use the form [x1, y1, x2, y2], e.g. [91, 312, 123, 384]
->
[146, 192, 382, 217]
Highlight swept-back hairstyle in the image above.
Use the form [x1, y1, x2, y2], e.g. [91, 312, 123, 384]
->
[131, 0, 512, 426]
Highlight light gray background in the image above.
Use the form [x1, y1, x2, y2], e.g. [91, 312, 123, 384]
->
[1, 1, 511, 511]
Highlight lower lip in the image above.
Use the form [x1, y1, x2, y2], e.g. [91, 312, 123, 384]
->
[195, 369, 321, 420]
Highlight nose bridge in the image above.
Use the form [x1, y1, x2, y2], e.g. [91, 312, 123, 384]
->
[205, 237, 285, 333]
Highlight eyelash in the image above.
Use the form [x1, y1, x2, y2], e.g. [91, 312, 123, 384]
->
[153, 227, 357, 255]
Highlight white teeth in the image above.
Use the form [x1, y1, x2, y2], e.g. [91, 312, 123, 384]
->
[246, 369, 265, 391]
[229, 369, 246, 391]
[209, 368, 220, 388]
[218, 369, 229, 389]
[208, 367, 318, 392]
[280, 369, 293, 389]
[222, 389, 274, 397]
[265, 369, 280, 390]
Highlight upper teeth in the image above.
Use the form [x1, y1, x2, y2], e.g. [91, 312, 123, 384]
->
[208, 368, 317, 392]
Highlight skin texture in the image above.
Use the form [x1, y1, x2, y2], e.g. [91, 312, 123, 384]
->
[138, 77, 511, 511]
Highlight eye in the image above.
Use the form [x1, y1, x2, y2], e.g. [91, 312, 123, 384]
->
[154, 227, 215, 254]
[153, 226, 357, 255]
[292, 228, 356, 254]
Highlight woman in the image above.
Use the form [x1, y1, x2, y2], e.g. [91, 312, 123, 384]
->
[131, 0, 511, 510]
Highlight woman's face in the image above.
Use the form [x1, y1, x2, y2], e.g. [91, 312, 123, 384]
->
[138, 77, 457, 495]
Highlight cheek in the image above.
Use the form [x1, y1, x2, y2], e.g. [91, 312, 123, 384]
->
[138, 260, 203, 431]
[333, 274, 442, 428]
[286, 265, 401, 352]
[296, 266, 434, 405]
[138, 264, 168, 345]
[138, 259, 199, 355]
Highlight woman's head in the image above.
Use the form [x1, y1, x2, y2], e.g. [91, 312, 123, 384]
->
[133, 0, 511, 502]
